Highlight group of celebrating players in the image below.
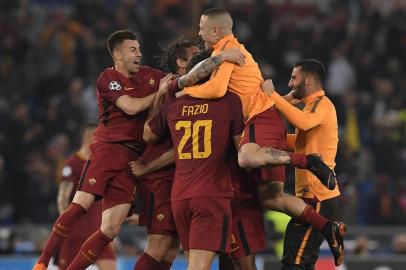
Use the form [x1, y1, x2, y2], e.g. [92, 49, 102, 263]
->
[33, 7, 346, 270]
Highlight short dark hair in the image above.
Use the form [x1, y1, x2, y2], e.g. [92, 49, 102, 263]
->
[107, 30, 137, 56]
[158, 37, 201, 73]
[185, 50, 212, 84]
[294, 59, 326, 85]
[202, 8, 229, 17]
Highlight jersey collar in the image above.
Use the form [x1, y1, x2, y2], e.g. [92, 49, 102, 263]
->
[213, 34, 235, 51]
[303, 90, 325, 105]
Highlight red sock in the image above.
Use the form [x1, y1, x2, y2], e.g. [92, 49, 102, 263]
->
[65, 229, 112, 270]
[133, 253, 161, 270]
[289, 153, 307, 168]
[297, 204, 327, 231]
[159, 261, 173, 270]
[38, 203, 86, 266]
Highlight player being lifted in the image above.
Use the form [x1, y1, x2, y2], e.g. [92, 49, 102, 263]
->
[179, 8, 345, 265]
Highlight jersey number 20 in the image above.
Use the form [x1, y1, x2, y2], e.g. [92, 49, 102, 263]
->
[175, 120, 212, 159]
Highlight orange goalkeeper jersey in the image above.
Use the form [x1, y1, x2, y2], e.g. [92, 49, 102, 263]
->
[272, 90, 340, 201]
[184, 34, 274, 122]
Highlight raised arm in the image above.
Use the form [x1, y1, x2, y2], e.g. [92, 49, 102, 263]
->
[129, 148, 175, 178]
[115, 93, 157, 116]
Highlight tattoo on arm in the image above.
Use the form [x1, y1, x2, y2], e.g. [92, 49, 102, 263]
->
[264, 147, 290, 165]
[178, 55, 223, 88]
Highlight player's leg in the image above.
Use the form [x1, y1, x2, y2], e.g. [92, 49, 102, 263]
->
[65, 202, 131, 270]
[33, 191, 95, 269]
[134, 234, 173, 270]
[95, 259, 116, 270]
[160, 238, 180, 270]
[188, 249, 216, 270]
[233, 255, 257, 270]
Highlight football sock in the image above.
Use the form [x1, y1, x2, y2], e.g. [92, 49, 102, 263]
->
[158, 260, 173, 270]
[65, 229, 112, 270]
[289, 153, 307, 168]
[37, 203, 86, 266]
[133, 253, 161, 270]
[297, 204, 327, 231]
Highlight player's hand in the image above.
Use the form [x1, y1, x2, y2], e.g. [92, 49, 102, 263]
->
[175, 90, 186, 98]
[219, 48, 246, 66]
[125, 213, 140, 225]
[261, 78, 276, 96]
[158, 73, 177, 96]
[284, 90, 301, 105]
[129, 160, 148, 178]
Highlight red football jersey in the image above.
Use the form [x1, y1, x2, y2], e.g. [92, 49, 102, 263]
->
[94, 66, 165, 150]
[228, 146, 259, 203]
[61, 152, 87, 198]
[149, 91, 245, 201]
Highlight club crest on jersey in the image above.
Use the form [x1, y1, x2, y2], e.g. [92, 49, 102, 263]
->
[88, 178, 97, 185]
[109, 81, 122, 91]
[149, 78, 155, 85]
[157, 213, 165, 222]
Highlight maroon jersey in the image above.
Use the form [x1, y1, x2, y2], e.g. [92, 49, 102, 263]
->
[94, 66, 165, 151]
[138, 138, 175, 181]
[149, 91, 245, 201]
[228, 146, 259, 203]
[61, 152, 87, 198]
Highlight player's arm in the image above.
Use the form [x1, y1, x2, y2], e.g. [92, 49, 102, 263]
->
[286, 134, 297, 151]
[262, 79, 326, 131]
[178, 48, 245, 89]
[183, 51, 238, 99]
[57, 181, 74, 214]
[129, 148, 175, 178]
[115, 93, 157, 116]
[143, 121, 161, 144]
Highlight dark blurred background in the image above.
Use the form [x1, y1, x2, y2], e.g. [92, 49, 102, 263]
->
[0, 0, 405, 260]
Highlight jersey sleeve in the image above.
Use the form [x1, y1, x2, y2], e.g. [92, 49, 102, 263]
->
[149, 96, 172, 138]
[228, 94, 245, 136]
[271, 92, 328, 131]
[60, 158, 76, 183]
[96, 72, 127, 104]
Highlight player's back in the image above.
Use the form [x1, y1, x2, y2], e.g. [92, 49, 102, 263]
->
[166, 92, 244, 201]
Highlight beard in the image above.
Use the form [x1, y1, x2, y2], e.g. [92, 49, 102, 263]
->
[292, 81, 306, 100]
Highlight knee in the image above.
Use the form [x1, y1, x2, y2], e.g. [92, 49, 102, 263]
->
[238, 143, 261, 169]
[258, 183, 284, 210]
[145, 235, 173, 261]
[101, 222, 121, 238]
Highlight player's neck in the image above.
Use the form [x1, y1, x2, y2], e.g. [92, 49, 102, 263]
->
[114, 64, 131, 78]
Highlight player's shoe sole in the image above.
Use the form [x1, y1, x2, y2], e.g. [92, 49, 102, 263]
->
[32, 262, 47, 270]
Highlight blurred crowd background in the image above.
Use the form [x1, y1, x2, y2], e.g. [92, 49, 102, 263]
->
[0, 0, 405, 258]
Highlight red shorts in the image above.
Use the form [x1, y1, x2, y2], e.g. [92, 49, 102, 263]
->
[240, 106, 287, 182]
[80, 142, 139, 211]
[172, 197, 232, 253]
[57, 201, 116, 268]
[230, 199, 267, 259]
[139, 178, 177, 237]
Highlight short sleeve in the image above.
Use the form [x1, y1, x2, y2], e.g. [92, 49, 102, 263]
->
[60, 159, 76, 182]
[149, 96, 173, 138]
[96, 72, 127, 104]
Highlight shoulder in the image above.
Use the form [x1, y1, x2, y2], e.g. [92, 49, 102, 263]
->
[223, 91, 242, 107]
[96, 68, 122, 88]
[137, 66, 166, 80]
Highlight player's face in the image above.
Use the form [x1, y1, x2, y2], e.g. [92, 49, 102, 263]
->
[288, 67, 306, 100]
[176, 46, 200, 76]
[119, 39, 142, 75]
[199, 15, 217, 49]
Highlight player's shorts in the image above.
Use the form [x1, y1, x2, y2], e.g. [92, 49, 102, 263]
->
[230, 199, 267, 260]
[57, 201, 116, 269]
[282, 197, 339, 270]
[239, 106, 287, 182]
[79, 142, 139, 211]
[172, 197, 232, 253]
[138, 178, 177, 237]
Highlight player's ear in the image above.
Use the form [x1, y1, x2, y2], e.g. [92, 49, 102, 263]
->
[113, 50, 121, 60]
